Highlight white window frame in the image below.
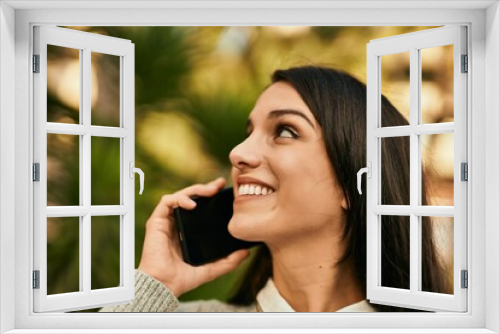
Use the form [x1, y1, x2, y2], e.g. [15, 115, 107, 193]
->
[33, 25, 136, 312]
[0, 1, 498, 333]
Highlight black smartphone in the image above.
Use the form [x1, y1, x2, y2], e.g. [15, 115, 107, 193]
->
[173, 187, 260, 266]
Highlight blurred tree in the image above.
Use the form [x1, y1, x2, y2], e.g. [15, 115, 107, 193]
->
[45, 26, 452, 312]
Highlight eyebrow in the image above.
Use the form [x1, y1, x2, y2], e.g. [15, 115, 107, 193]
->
[245, 109, 315, 133]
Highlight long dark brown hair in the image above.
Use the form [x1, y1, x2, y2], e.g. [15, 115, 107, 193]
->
[228, 66, 449, 312]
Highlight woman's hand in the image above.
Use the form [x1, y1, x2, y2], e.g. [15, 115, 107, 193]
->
[138, 177, 250, 298]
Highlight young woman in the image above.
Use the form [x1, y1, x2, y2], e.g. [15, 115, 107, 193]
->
[101, 66, 448, 313]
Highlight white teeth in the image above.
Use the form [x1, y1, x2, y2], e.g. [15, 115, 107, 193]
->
[238, 183, 274, 196]
[255, 186, 262, 195]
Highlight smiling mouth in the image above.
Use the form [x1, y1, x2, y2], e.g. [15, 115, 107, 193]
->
[237, 183, 275, 196]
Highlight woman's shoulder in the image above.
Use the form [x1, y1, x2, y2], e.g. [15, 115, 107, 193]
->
[176, 299, 255, 312]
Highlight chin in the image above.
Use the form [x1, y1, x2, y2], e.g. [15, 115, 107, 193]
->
[228, 215, 264, 242]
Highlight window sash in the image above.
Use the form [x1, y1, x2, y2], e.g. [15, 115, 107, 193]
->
[366, 25, 468, 312]
[32, 25, 136, 313]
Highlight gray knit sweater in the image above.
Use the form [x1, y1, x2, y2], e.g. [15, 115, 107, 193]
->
[99, 270, 255, 312]
[100, 270, 376, 313]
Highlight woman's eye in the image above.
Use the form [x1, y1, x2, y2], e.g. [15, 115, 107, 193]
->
[275, 124, 298, 139]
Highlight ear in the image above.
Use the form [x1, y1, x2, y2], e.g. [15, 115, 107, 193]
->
[341, 196, 348, 211]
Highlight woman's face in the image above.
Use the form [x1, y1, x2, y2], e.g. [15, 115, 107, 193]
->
[228, 81, 347, 245]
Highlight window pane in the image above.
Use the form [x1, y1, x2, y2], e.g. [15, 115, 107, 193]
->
[47, 45, 81, 124]
[420, 45, 454, 124]
[47, 134, 80, 206]
[91, 136, 121, 205]
[381, 136, 410, 205]
[381, 51, 410, 127]
[421, 133, 454, 206]
[421, 216, 454, 294]
[381, 215, 410, 290]
[47, 217, 80, 295]
[91, 216, 121, 290]
[91, 52, 120, 127]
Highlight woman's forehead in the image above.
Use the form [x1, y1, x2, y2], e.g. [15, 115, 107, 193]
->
[250, 82, 313, 119]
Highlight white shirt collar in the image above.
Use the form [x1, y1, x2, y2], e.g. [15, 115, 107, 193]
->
[255, 278, 376, 312]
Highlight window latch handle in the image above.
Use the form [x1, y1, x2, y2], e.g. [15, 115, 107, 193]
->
[357, 162, 371, 195]
[129, 162, 144, 195]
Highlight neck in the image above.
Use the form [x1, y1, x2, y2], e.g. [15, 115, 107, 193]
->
[267, 235, 364, 312]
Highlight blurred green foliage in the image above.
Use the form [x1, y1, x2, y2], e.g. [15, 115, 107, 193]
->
[46, 26, 443, 312]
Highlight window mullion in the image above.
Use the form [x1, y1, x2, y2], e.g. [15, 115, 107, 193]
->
[373, 123, 454, 138]
[45, 206, 127, 217]
[82, 47, 92, 294]
[373, 205, 454, 216]
[413, 123, 454, 135]
[409, 47, 420, 294]
[46, 123, 130, 138]
[373, 126, 411, 138]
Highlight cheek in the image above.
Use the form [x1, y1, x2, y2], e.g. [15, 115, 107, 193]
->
[280, 179, 338, 220]
[276, 156, 341, 219]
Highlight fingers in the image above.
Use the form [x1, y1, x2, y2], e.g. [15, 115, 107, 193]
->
[150, 177, 226, 220]
[150, 193, 196, 220]
[178, 177, 226, 198]
[203, 249, 250, 281]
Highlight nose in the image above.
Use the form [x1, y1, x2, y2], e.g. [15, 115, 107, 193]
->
[229, 135, 262, 170]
